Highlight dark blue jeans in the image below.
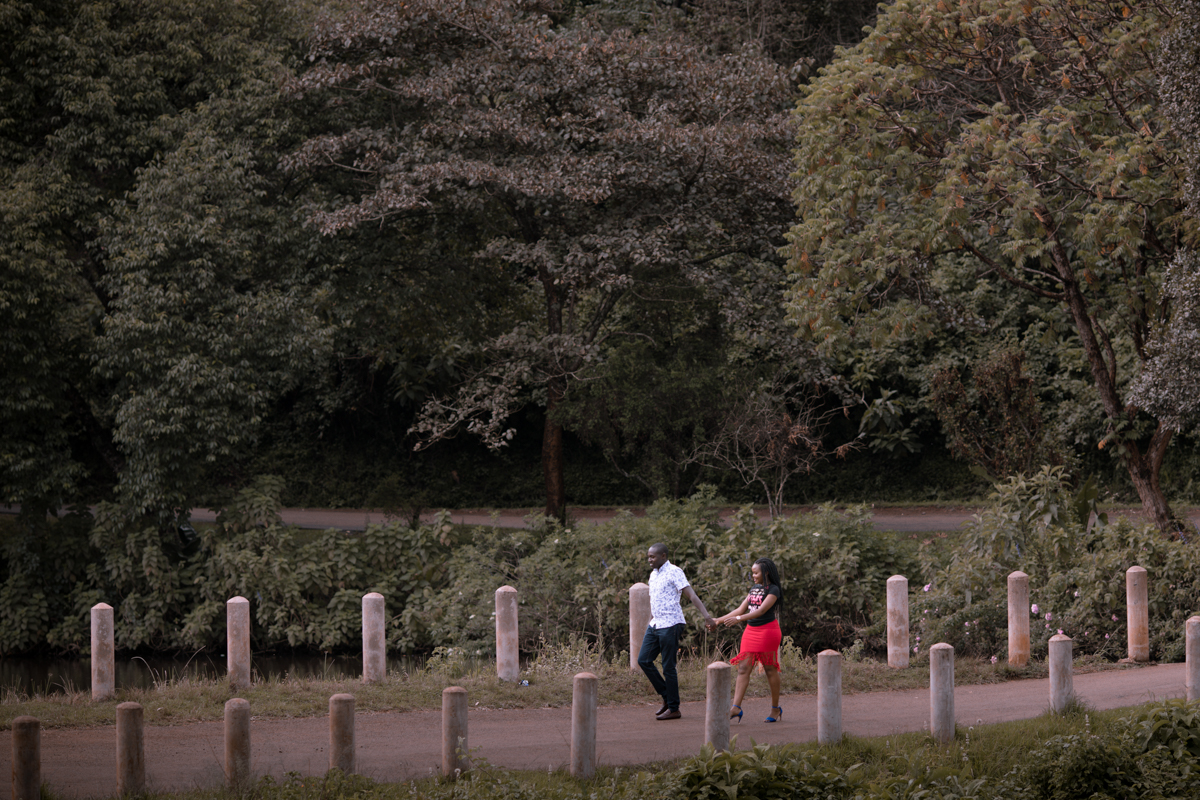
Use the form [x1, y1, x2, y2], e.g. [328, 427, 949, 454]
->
[638, 623, 686, 711]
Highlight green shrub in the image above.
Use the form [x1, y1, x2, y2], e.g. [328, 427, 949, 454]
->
[913, 467, 1200, 661]
[418, 489, 919, 658]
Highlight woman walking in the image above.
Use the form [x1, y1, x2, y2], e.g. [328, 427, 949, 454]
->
[715, 557, 783, 723]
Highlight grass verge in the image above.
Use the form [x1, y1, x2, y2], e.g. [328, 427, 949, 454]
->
[1, 643, 1146, 731]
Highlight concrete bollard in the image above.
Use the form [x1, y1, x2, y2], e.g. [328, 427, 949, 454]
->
[224, 698, 251, 791]
[227, 596, 251, 690]
[442, 686, 469, 777]
[818, 649, 843, 744]
[1188, 617, 1200, 702]
[362, 592, 386, 684]
[495, 586, 520, 682]
[704, 661, 732, 753]
[1049, 634, 1074, 713]
[886, 575, 909, 668]
[12, 716, 40, 800]
[1127, 566, 1149, 662]
[330, 693, 355, 774]
[91, 602, 116, 701]
[629, 583, 651, 672]
[571, 672, 599, 778]
[930, 643, 955, 744]
[1007, 571, 1030, 668]
[116, 701, 145, 795]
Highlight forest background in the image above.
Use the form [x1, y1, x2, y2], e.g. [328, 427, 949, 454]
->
[4, 0, 1200, 657]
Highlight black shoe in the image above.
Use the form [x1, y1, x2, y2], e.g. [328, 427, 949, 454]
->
[656, 701, 670, 716]
[656, 708, 682, 720]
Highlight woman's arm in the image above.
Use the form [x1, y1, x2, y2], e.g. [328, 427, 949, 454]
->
[734, 592, 777, 622]
[715, 595, 751, 626]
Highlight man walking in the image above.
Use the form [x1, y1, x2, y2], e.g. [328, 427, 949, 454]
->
[638, 542, 716, 720]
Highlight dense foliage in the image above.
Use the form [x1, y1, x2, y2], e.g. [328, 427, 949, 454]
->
[913, 467, 1200, 661]
[786, 0, 1190, 532]
[285, 0, 799, 518]
[4, 476, 1199, 663]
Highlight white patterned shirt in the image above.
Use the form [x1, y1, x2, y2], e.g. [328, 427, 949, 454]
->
[648, 560, 691, 628]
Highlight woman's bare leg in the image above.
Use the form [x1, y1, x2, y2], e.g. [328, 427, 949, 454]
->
[731, 661, 753, 713]
[764, 665, 781, 707]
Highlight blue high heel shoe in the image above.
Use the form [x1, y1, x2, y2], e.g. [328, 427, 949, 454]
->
[765, 706, 783, 723]
[730, 704, 743, 724]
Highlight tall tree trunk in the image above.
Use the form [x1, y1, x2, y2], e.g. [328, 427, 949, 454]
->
[1053, 245, 1180, 535]
[1123, 426, 1177, 535]
[543, 378, 567, 522]
[539, 260, 567, 523]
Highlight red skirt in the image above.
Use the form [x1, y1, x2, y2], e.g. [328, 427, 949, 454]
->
[730, 619, 782, 670]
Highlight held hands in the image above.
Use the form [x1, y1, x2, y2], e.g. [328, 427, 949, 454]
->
[704, 617, 718, 632]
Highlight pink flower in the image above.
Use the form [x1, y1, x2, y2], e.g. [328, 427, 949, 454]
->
[924, 584, 931, 592]
[913, 645, 919, 653]
[990, 655, 998, 664]
[1057, 629, 1063, 635]
[1031, 604, 1039, 614]
[1105, 633, 1110, 639]
[1045, 612, 1052, 621]
[1112, 614, 1118, 622]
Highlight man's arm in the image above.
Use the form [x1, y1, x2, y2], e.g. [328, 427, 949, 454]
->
[682, 585, 716, 630]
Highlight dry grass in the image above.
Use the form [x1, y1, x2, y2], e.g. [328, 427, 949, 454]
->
[0, 641, 1141, 731]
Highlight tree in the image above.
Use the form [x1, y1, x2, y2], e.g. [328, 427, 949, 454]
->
[1127, 0, 1200, 437]
[286, 0, 797, 519]
[785, 0, 1189, 533]
[689, 374, 857, 517]
[929, 347, 1060, 479]
[0, 0, 323, 516]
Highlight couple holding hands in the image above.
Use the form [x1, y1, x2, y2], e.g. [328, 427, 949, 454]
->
[637, 543, 783, 723]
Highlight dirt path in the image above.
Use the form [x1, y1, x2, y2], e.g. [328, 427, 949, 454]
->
[2, 662, 1187, 797]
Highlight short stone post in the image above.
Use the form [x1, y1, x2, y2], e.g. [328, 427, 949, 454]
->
[704, 661, 732, 753]
[1127, 566, 1149, 662]
[818, 649, 843, 744]
[930, 643, 955, 744]
[495, 585, 520, 681]
[91, 602, 116, 701]
[116, 701, 145, 795]
[1049, 634, 1074, 713]
[330, 693, 355, 774]
[629, 583, 651, 671]
[887, 575, 909, 668]
[362, 592, 386, 684]
[1187, 616, 1200, 702]
[571, 672, 599, 778]
[227, 596, 251, 690]
[1007, 571, 1030, 667]
[224, 698, 251, 791]
[11, 716, 40, 800]
[442, 686, 469, 777]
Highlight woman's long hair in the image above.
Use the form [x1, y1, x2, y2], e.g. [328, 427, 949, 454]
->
[753, 557, 782, 610]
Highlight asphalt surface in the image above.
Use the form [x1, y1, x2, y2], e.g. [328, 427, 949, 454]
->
[2, 662, 1189, 797]
[184, 505, 985, 532]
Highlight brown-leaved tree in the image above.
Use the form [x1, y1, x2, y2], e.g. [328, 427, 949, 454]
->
[286, 0, 796, 519]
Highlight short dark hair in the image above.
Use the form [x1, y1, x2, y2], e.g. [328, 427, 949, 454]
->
[649, 542, 668, 556]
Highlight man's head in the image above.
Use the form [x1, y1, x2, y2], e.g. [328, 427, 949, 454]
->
[647, 543, 669, 571]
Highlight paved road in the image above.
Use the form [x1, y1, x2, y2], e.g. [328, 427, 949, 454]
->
[9, 503, 1198, 533]
[184, 505, 985, 532]
[3, 662, 1188, 797]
